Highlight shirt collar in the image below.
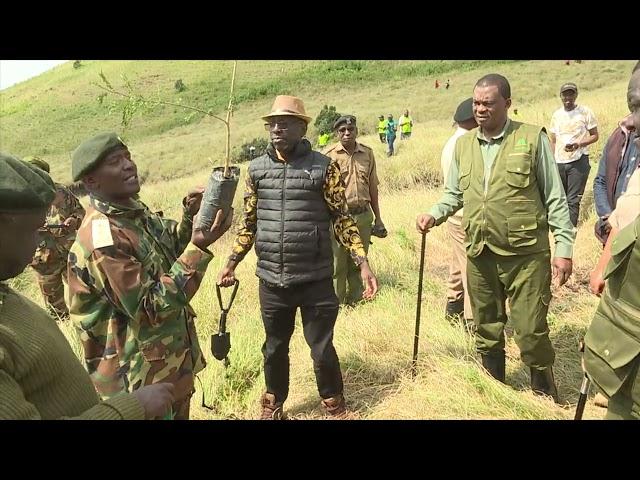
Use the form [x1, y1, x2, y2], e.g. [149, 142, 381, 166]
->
[336, 142, 365, 154]
[477, 118, 511, 143]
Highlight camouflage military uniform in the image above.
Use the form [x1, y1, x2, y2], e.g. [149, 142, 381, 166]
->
[30, 182, 85, 319]
[66, 195, 211, 419]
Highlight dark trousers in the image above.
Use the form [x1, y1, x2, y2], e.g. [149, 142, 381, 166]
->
[557, 154, 591, 227]
[259, 278, 343, 403]
[379, 133, 387, 144]
[467, 248, 555, 369]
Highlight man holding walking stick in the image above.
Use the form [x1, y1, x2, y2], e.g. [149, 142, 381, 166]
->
[415, 74, 575, 402]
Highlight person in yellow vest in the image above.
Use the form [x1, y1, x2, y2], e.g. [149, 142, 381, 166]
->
[318, 132, 331, 148]
[398, 109, 413, 140]
[323, 115, 386, 305]
[416, 74, 575, 402]
[377, 115, 387, 144]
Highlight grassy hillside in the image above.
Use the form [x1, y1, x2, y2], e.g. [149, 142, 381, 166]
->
[1, 60, 632, 184]
[3, 59, 637, 419]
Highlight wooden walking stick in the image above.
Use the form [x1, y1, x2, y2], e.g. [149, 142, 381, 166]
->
[412, 232, 427, 377]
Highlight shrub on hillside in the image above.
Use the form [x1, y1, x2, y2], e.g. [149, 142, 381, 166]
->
[73, 60, 82, 69]
[174, 79, 186, 92]
[314, 105, 341, 136]
[233, 137, 269, 163]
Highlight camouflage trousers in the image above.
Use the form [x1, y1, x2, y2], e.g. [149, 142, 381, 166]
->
[33, 261, 69, 320]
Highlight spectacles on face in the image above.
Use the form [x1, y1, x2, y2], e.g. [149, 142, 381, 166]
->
[338, 126, 356, 134]
[264, 121, 289, 131]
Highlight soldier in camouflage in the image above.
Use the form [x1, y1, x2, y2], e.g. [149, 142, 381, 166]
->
[25, 156, 85, 319]
[66, 132, 232, 419]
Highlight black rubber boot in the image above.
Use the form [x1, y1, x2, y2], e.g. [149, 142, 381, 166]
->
[530, 367, 559, 403]
[445, 298, 465, 323]
[481, 351, 506, 383]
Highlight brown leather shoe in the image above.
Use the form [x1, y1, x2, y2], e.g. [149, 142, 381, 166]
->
[259, 393, 285, 420]
[321, 394, 348, 419]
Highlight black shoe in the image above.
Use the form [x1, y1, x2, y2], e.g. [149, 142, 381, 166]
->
[445, 298, 465, 323]
[530, 367, 559, 403]
[481, 351, 506, 383]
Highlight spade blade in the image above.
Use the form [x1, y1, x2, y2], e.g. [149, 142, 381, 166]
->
[211, 332, 231, 361]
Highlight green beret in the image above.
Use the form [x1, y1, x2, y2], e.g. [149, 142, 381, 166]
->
[0, 152, 56, 212]
[23, 155, 51, 173]
[72, 132, 127, 181]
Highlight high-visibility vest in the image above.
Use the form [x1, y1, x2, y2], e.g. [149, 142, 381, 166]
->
[318, 133, 330, 147]
[399, 115, 412, 133]
[377, 120, 387, 134]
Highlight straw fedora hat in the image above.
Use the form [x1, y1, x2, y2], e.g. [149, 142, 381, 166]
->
[262, 95, 312, 124]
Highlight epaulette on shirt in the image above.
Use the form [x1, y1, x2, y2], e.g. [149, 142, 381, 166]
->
[358, 143, 372, 153]
[89, 212, 114, 250]
[322, 143, 339, 155]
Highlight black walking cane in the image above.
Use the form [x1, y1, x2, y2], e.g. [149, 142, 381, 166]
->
[574, 339, 591, 420]
[412, 232, 427, 377]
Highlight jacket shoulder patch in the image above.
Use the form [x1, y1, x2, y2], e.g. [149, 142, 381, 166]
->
[91, 215, 114, 249]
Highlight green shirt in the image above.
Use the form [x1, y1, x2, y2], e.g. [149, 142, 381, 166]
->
[0, 284, 144, 420]
[429, 118, 575, 259]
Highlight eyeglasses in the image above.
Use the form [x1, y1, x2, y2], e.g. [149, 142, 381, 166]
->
[264, 121, 289, 131]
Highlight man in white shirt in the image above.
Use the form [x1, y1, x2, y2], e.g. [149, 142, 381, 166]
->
[549, 82, 599, 227]
[440, 97, 478, 327]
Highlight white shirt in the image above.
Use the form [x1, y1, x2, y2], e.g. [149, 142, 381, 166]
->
[549, 104, 598, 163]
[440, 126, 470, 222]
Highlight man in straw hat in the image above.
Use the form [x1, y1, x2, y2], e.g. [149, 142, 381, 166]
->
[218, 95, 379, 419]
[65, 132, 233, 419]
[0, 153, 175, 420]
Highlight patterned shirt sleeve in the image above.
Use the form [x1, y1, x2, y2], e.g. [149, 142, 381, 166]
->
[230, 174, 258, 261]
[323, 161, 367, 265]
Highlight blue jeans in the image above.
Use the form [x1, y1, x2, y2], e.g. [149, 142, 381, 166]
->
[386, 136, 396, 156]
